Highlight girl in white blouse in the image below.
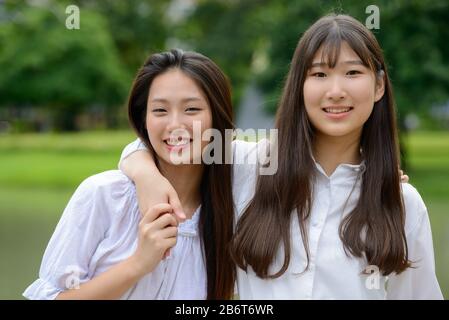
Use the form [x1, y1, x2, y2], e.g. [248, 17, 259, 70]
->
[23, 49, 237, 300]
[118, 14, 443, 299]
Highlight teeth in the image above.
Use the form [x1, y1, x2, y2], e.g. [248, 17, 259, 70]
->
[166, 138, 190, 146]
[324, 107, 351, 114]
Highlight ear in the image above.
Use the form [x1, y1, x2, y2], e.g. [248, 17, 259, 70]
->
[374, 70, 385, 102]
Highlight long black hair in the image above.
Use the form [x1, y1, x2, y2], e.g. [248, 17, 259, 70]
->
[128, 49, 236, 298]
[231, 14, 409, 278]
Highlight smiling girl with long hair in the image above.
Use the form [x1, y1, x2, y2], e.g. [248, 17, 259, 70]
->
[24, 49, 236, 299]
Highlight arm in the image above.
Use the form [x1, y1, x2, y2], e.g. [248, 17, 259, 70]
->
[399, 169, 409, 183]
[56, 255, 145, 300]
[56, 204, 178, 300]
[119, 139, 185, 220]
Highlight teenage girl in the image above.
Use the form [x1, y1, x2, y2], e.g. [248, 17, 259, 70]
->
[23, 49, 236, 299]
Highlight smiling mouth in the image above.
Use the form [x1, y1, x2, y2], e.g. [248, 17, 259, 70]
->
[164, 138, 193, 147]
[322, 106, 354, 114]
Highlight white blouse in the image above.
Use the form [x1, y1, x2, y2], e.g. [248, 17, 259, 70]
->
[232, 140, 443, 300]
[23, 170, 206, 300]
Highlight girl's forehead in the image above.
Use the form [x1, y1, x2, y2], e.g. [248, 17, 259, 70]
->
[312, 42, 361, 63]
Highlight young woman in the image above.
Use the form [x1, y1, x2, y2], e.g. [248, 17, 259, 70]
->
[119, 15, 442, 299]
[23, 49, 236, 299]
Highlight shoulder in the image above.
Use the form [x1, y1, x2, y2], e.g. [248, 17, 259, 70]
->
[79, 170, 133, 191]
[400, 182, 428, 235]
[232, 139, 269, 164]
[69, 170, 137, 223]
[232, 139, 258, 162]
[76, 170, 135, 200]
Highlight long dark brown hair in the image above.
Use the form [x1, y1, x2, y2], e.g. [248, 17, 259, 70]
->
[128, 49, 235, 299]
[231, 14, 410, 278]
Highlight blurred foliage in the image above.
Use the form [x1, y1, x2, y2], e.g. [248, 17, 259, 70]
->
[0, 0, 130, 130]
[0, 0, 448, 131]
[247, 0, 449, 117]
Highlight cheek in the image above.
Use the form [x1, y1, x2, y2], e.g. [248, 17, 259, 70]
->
[354, 79, 375, 101]
[198, 111, 213, 136]
[198, 113, 213, 153]
[352, 80, 376, 118]
[303, 80, 322, 124]
[303, 79, 323, 104]
[146, 118, 164, 143]
[204, 114, 213, 132]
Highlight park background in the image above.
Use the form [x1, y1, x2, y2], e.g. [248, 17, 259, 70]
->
[0, 0, 448, 299]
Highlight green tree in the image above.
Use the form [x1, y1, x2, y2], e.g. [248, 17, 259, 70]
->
[76, 0, 170, 73]
[0, 1, 130, 131]
[254, 0, 449, 119]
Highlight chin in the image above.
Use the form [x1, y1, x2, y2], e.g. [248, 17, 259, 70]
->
[319, 127, 354, 137]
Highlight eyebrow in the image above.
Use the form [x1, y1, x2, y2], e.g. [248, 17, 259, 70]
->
[149, 97, 204, 103]
[310, 60, 365, 68]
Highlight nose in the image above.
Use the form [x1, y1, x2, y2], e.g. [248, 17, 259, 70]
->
[325, 76, 347, 101]
[166, 112, 188, 133]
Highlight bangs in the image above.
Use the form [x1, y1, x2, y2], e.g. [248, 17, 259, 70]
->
[306, 21, 379, 72]
[318, 27, 343, 68]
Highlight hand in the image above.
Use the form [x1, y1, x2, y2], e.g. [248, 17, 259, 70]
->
[121, 150, 186, 221]
[131, 203, 179, 276]
[399, 169, 409, 183]
[134, 171, 186, 227]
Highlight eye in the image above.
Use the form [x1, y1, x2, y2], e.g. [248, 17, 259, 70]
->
[347, 70, 362, 76]
[152, 108, 167, 113]
[311, 72, 327, 78]
[186, 107, 202, 112]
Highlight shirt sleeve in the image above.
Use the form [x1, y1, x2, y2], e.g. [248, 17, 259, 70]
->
[118, 138, 148, 171]
[386, 208, 443, 299]
[22, 176, 110, 300]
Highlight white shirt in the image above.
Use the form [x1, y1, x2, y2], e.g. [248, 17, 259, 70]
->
[232, 140, 443, 300]
[23, 170, 206, 300]
[96, 138, 441, 300]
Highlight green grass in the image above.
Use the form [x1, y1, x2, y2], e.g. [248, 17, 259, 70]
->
[0, 130, 135, 189]
[0, 130, 136, 299]
[404, 132, 449, 299]
[0, 130, 448, 299]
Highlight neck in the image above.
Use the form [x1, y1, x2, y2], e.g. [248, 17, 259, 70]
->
[313, 130, 362, 177]
[158, 161, 203, 218]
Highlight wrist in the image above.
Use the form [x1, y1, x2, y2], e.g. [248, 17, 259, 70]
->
[124, 152, 158, 181]
[125, 254, 150, 280]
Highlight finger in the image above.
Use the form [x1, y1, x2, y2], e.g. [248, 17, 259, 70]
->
[401, 174, 409, 183]
[162, 237, 177, 250]
[151, 213, 178, 230]
[161, 238, 177, 260]
[168, 190, 186, 221]
[141, 203, 173, 225]
[160, 236, 177, 260]
[157, 226, 178, 239]
[163, 248, 171, 259]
